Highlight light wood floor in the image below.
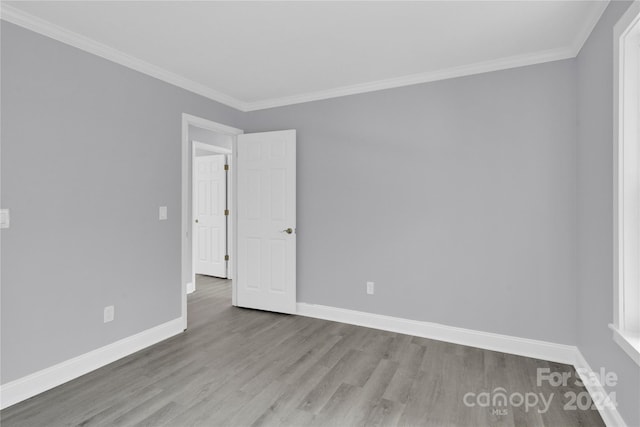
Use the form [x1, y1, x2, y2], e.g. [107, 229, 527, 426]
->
[1, 275, 604, 426]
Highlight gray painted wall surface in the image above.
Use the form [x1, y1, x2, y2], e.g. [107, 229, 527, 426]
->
[0, 22, 244, 383]
[4, 12, 638, 424]
[189, 125, 233, 150]
[243, 59, 578, 345]
[576, 2, 640, 426]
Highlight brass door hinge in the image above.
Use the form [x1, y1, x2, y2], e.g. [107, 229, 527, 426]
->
[224, 255, 229, 261]
[224, 164, 229, 171]
[224, 209, 229, 216]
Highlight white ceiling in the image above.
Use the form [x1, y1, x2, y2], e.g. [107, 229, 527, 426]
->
[2, 1, 608, 111]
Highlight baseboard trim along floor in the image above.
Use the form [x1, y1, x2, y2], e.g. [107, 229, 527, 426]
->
[0, 317, 184, 410]
[296, 303, 577, 364]
[296, 302, 628, 427]
[0, 303, 629, 427]
[573, 350, 628, 427]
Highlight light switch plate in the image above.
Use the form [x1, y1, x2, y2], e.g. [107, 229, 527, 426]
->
[0, 209, 9, 229]
[366, 281, 375, 295]
[104, 305, 114, 323]
[159, 206, 167, 220]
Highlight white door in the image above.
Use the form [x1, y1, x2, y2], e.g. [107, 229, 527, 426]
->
[237, 130, 296, 313]
[194, 155, 227, 278]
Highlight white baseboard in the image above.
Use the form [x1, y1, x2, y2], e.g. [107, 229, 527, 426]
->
[0, 317, 184, 410]
[574, 350, 628, 427]
[0, 305, 629, 427]
[296, 303, 577, 364]
[186, 281, 195, 294]
[296, 303, 628, 427]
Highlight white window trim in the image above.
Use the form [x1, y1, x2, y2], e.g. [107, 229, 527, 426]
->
[612, 1, 640, 367]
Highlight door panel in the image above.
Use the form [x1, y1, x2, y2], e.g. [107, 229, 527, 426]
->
[237, 130, 296, 313]
[194, 155, 227, 278]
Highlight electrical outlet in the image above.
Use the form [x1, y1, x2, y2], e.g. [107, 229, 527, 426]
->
[366, 281, 375, 295]
[104, 305, 115, 323]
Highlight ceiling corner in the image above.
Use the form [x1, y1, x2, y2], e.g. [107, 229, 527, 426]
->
[571, 0, 610, 56]
[0, 3, 248, 112]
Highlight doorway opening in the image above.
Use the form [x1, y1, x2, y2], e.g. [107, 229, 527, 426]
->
[181, 113, 297, 331]
[192, 141, 231, 290]
[181, 114, 243, 330]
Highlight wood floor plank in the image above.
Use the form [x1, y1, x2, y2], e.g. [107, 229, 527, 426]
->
[135, 401, 186, 427]
[362, 398, 406, 427]
[310, 383, 362, 426]
[250, 364, 330, 427]
[342, 358, 399, 425]
[223, 380, 291, 427]
[0, 275, 606, 427]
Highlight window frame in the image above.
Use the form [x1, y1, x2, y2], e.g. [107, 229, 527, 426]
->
[612, 1, 640, 367]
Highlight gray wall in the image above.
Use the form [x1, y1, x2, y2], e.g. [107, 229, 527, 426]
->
[4, 11, 638, 424]
[189, 125, 233, 150]
[0, 22, 244, 383]
[243, 59, 579, 345]
[576, 2, 640, 426]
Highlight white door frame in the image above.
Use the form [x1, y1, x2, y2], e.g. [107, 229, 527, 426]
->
[181, 113, 243, 330]
[191, 142, 232, 292]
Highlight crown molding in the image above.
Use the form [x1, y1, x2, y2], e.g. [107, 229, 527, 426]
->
[0, 4, 249, 111]
[242, 0, 610, 111]
[242, 46, 575, 111]
[1, 1, 609, 113]
[571, 0, 610, 57]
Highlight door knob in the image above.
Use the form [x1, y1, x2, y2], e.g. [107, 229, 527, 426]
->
[282, 228, 293, 234]
[195, 219, 199, 223]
